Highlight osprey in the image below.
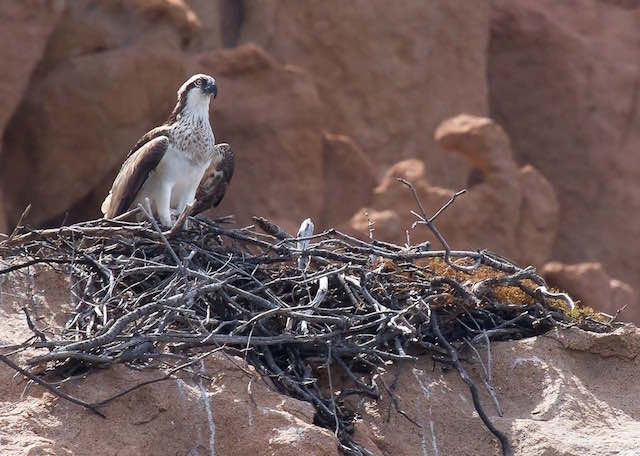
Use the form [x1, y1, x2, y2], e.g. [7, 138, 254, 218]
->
[101, 74, 234, 226]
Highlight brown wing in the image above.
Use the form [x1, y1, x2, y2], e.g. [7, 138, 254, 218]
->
[192, 143, 235, 216]
[126, 125, 172, 159]
[102, 136, 169, 218]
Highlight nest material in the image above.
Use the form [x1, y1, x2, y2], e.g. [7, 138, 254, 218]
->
[0, 193, 618, 456]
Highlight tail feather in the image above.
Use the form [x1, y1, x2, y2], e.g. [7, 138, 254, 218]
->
[101, 193, 112, 217]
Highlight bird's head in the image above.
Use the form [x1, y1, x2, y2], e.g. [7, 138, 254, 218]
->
[169, 74, 217, 122]
[180, 73, 217, 98]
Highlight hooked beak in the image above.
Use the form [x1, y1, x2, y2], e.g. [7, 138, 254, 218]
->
[205, 80, 217, 98]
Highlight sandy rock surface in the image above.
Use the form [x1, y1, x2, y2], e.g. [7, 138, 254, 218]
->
[1, 266, 639, 455]
[0, 267, 339, 456]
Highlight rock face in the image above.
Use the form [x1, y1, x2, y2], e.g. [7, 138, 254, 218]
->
[0, 0, 199, 228]
[347, 115, 559, 270]
[195, 45, 327, 232]
[89, 43, 329, 234]
[0, 198, 6, 235]
[2, 266, 640, 455]
[0, 0, 66, 233]
[0, 267, 340, 456]
[0, 0, 330, 233]
[516, 165, 560, 269]
[354, 325, 640, 456]
[320, 133, 377, 226]
[0, 0, 65, 141]
[0, 356, 340, 456]
[240, 0, 490, 188]
[1, 0, 639, 322]
[488, 0, 640, 289]
[543, 261, 639, 323]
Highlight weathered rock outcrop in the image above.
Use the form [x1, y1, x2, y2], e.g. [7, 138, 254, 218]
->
[320, 133, 377, 226]
[2, 266, 639, 455]
[239, 0, 490, 187]
[544, 261, 639, 323]
[0, 0, 67, 233]
[195, 45, 326, 232]
[0, 0, 65, 142]
[0, 0, 200, 228]
[0, 0, 331, 233]
[354, 325, 640, 456]
[489, 0, 640, 288]
[0, 198, 6, 236]
[0, 267, 340, 456]
[348, 115, 559, 270]
[1, 0, 640, 323]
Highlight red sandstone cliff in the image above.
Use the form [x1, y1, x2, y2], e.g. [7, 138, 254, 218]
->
[0, 3, 638, 322]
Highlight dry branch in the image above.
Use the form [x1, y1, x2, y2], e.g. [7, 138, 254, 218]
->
[0, 182, 615, 456]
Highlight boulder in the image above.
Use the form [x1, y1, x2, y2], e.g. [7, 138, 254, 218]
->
[489, 0, 640, 288]
[0, 0, 200, 227]
[239, 0, 490, 188]
[348, 115, 559, 269]
[543, 261, 640, 323]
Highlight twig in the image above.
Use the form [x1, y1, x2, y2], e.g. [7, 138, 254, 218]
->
[167, 202, 193, 238]
[7, 204, 32, 241]
[0, 211, 590, 455]
[397, 178, 477, 273]
[326, 342, 340, 437]
[463, 336, 503, 416]
[432, 311, 511, 456]
[91, 347, 224, 407]
[0, 354, 105, 418]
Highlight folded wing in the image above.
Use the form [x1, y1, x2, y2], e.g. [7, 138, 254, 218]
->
[192, 143, 235, 216]
[101, 136, 169, 218]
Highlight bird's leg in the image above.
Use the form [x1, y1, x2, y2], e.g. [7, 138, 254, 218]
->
[175, 186, 199, 229]
[144, 198, 153, 215]
[156, 186, 173, 227]
[176, 187, 198, 215]
[167, 202, 194, 237]
[140, 197, 155, 223]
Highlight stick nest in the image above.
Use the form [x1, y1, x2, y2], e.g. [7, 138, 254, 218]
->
[0, 203, 618, 455]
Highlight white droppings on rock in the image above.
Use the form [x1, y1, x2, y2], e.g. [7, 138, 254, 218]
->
[198, 361, 216, 456]
[512, 356, 544, 369]
[269, 426, 305, 445]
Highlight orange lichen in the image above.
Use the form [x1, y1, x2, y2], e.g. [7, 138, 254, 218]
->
[412, 257, 605, 322]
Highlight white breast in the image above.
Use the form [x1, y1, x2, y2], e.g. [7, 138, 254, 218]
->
[133, 144, 212, 223]
[165, 145, 211, 207]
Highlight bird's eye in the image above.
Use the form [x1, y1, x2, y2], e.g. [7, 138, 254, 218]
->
[195, 79, 202, 87]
